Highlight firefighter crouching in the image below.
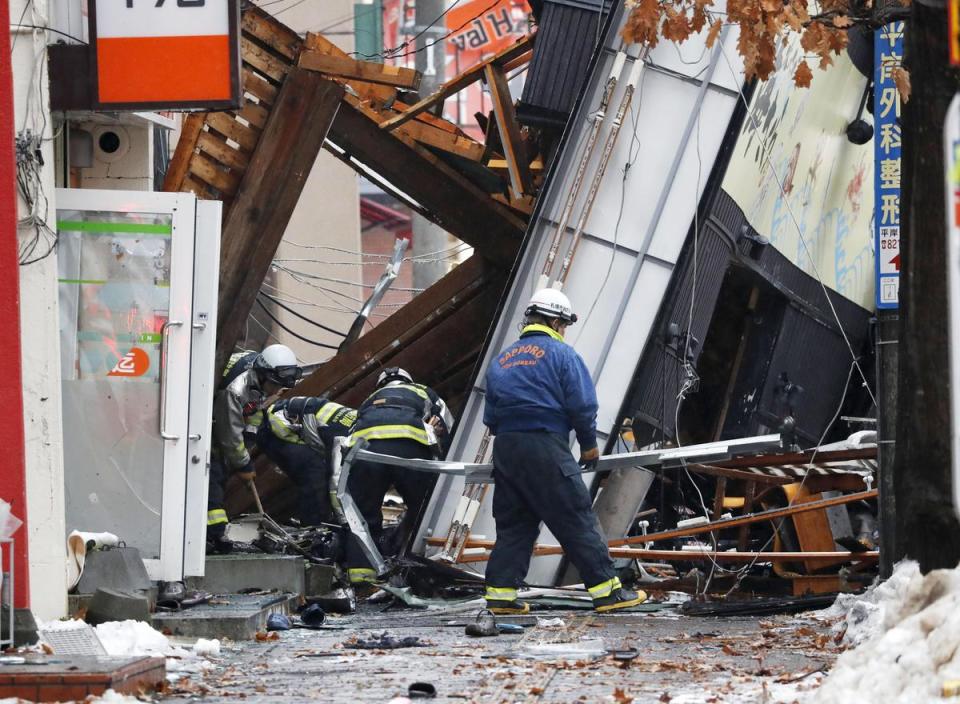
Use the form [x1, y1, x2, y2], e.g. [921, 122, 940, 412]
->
[481, 289, 647, 614]
[341, 367, 453, 586]
[208, 344, 302, 553]
[263, 395, 357, 525]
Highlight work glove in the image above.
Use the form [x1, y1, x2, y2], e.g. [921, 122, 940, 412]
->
[270, 398, 290, 415]
[235, 461, 257, 481]
[579, 446, 600, 471]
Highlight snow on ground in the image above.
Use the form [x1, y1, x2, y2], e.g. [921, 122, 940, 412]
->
[811, 559, 960, 704]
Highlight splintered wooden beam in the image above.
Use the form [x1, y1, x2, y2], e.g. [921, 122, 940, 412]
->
[215, 70, 344, 372]
[485, 63, 532, 195]
[303, 31, 396, 106]
[380, 35, 534, 132]
[299, 50, 422, 90]
[325, 101, 525, 265]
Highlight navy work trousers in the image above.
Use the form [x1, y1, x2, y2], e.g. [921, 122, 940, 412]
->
[257, 430, 333, 526]
[486, 431, 615, 590]
[344, 438, 436, 570]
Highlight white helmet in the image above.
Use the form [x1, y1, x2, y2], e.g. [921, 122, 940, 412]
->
[377, 366, 413, 388]
[525, 288, 578, 324]
[255, 344, 302, 387]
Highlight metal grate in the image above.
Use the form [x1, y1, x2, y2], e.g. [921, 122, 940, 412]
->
[39, 624, 107, 657]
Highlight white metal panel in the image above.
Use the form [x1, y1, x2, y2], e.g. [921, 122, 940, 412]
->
[184, 200, 222, 577]
[418, 4, 746, 584]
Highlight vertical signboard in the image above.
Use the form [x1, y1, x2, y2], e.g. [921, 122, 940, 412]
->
[874, 22, 904, 310]
[951, 0, 960, 66]
[90, 0, 241, 110]
[945, 94, 960, 518]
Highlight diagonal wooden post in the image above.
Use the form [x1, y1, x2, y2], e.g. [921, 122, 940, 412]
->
[215, 70, 344, 372]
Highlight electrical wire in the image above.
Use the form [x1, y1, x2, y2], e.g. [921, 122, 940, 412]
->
[352, 0, 464, 60]
[259, 291, 348, 337]
[255, 298, 340, 349]
[11, 23, 87, 45]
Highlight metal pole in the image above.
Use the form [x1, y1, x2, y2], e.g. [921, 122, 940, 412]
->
[876, 310, 899, 577]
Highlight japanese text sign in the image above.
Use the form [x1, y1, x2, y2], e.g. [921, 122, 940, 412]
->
[874, 22, 904, 310]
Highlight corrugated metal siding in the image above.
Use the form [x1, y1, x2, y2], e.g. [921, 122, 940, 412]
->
[518, 0, 613, 128]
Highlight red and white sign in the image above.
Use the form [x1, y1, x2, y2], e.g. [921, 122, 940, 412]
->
[107, 347, 150, 378]
[90, 0, 240, 110]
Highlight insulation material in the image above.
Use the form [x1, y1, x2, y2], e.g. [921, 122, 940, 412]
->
[813, 560, 960, 703]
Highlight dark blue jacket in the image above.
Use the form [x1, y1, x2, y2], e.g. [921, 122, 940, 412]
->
[483, 324, 598, 451]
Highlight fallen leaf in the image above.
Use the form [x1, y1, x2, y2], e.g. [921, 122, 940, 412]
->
[722, 643, 741, 656]
[793, 60, 813, 88]
[255, 631, 279, 641]
[613, 687, 635, 703]
[893, 67, 912, 103]
[659, 693, 672, 703]
[705, 19, 723, 48]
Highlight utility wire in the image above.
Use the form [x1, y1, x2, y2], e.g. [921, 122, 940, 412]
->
[255, 298, 340, 349]
[259, 291, 347, 337]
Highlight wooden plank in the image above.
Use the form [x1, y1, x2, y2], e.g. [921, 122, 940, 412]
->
[325, 102, 525, 265]
[236, 101, 270, 130]
[206, 112, 261, 152]
[380, 35, 534, 131]
[484, 63, 532, 195]
[241, 5, 301, 61]
[488, 157, 543, 172]
[196, 130, 250, 172]
[162, 113, 205, 192]
[502, 48, 534, 74]
[303, 31, 396, 106]
[712, 447, 877, 469]
[242, 36, 291, 84]
[215, 71, 344, 373]
[188, 152, 241, 196]
[785, 484, 841, 571]
[299, 51, 422, 90]
[395, 119, 485, 161]
[243, 68, 278, 105]
[181, 174, 216, 200]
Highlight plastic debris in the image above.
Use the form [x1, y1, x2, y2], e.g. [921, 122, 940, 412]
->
[266, 613, 292, 631]
[193, 639, 221, 657]
[535, 617, 566, 629]
[299, 603, 326, 627]
[408, 681, 437, 699]
[520, 637, 607, 660]
[465, 610, 498, 637]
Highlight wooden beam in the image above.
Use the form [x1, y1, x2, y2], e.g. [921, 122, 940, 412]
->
[428, 489, 879, 551]
[215, 70, 344, 372]
[291, 255, 492, 401]
[712, 447, 877, 469]
[325, 101, 525, 265]
[484, 64, 532, 195]
[162, 113, 205, 192]
[455, 548, 879, 565]
[299, 50, 422, 90]
[380, 35, 534, 132]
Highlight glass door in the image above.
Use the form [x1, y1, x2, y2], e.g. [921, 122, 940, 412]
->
[57, 189, 196, 581]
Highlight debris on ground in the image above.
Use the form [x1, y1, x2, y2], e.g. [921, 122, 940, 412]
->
[344, 633, 429, 650]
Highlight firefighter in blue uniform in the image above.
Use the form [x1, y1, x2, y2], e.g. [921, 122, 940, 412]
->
[208, 344, 302, 553]
[260, 396, 357, 525]
[342, 368, 453, 585]
[482, 289, 646, 614]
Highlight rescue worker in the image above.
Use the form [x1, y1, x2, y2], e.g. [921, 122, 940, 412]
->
[481, 289, 647, 614]
[262, 396, 357, 524]
[342, 367, 453, 585]
[208, 344, 302, 553]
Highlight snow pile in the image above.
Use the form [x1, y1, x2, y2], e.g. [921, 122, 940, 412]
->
[88, 690, 142, 703]
[94, 620, 178, 657]
[813, 560, 960, 704]
[193, 638, 221, 657]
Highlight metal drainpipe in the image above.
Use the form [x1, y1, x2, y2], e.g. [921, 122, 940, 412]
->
[0, 0, 31, 609]
[590, 30, 729, 386]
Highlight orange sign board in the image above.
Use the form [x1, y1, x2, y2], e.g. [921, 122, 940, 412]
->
[90, 0, 241, 110]
[951, 0, 960, 65]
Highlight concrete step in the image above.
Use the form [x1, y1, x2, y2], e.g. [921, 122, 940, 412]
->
[152, 592, 299, 641]
[186, 554, 337, 597]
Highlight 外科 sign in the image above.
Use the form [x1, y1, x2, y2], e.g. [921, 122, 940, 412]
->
[90, 0, 241, 110]
[874, 22, 904, 310]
